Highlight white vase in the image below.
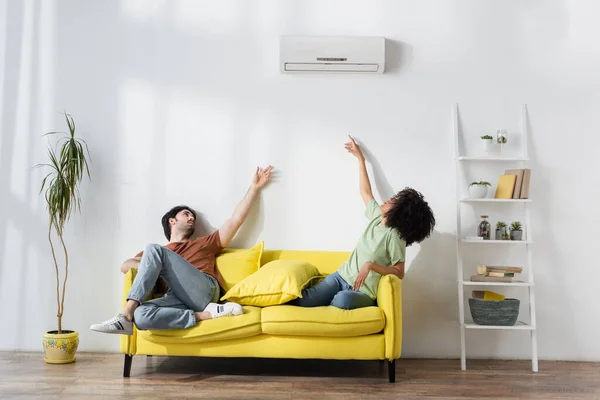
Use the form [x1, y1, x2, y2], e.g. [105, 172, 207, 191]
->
[469, 185, 488, 198]
[483, 139, 494, 153]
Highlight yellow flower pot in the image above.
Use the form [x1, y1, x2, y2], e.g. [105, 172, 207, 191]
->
[43, 330, 79, 364]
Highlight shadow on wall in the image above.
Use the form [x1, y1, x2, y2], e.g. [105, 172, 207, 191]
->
[359, 143, 396, 201]
[384, 39, 414, 75]
[402, 230, 459, 356]
[220, 170, 280, 249]
[191, 199, 265, 249]
[192, 212, 218, 239]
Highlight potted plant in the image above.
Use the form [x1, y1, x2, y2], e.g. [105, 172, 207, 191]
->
[496, 129, 508, 144]
[510, 221, 523, 240]
[468, 180, 491, 198]
[502, 231, 511, 240]
[37, 113, 90, 364]
[495, 221, 508, 240]
[481, 135, 494, 152]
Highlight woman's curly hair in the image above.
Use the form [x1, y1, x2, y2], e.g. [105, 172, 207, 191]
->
[384, 188, 435, 246]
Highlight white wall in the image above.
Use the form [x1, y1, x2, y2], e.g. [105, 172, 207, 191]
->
[1, 0, 599, 360]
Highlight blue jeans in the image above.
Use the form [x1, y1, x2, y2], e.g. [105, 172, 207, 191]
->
[127, 244, 219, 330]
[290, 272, 376, 310]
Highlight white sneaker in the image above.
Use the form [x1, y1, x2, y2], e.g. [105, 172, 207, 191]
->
[90, 314, 133, 335]
[218, 302, 244, 318]
[205, 302, 244, 319]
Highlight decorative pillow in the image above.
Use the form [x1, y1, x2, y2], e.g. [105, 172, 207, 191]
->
[221, 260, 322, 307]
[215, 241, 264, 292]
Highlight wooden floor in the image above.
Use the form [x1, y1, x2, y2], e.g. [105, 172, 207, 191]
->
[1, 352, 599, 399]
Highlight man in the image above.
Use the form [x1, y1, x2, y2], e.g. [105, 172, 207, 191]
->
[90, 166, 273, 335]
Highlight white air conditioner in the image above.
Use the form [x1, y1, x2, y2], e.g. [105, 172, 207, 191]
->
[280, 36, 386, 74]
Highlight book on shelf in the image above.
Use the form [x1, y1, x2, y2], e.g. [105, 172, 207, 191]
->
[470, 274, 523, 283]
[520, 168, 531, 199]
[496, 168, 531, 200]
[487, 272, 515, 277]
[494, 174, 517, 199]
[504, 168, 525, 199]
[487, 268, 522, 274]
[476, 265, 523, 274]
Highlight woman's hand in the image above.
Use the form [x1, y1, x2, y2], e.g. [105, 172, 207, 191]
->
[353, 261, 372, 290]
[344, 135, 365, 162]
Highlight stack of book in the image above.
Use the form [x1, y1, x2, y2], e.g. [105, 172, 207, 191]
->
[471, 265, 523, 283]
[494, 168, 531, 199]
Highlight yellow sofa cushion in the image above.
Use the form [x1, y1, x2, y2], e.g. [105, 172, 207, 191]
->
[216, 242, 264, 292]
[221, 260, 321, 307]
[138, 306, 262, 344]
[261, 305, 385, 337]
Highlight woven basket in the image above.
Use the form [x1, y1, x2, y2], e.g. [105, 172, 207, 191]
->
[468, 298, 520, 326]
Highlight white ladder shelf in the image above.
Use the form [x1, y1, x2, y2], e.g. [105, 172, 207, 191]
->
[453, 103, 538, 372]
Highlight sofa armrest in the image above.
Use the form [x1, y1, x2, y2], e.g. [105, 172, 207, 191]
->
[120, 269, 137, 355]
[377, 274, 402, 361]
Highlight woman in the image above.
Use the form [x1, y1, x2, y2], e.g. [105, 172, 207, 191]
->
[291, 136, 435, 310]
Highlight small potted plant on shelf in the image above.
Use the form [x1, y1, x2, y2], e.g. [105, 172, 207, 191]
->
[502, 231, 511, 240]
[495, 221, 508, 240]
[510, 221, 523, 240]
[481, 135, 494, 152]
[496, 129, 508, 144]
[468, 180, 491, 198]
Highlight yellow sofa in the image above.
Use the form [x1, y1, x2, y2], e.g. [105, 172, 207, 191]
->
[120, 249, 402, 382]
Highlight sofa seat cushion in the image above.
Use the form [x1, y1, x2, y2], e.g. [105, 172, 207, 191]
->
[138, 306, 262, 344]
[261, 305, 385, 337]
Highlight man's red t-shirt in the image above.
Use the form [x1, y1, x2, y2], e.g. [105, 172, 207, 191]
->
[136, 230, 225, 294]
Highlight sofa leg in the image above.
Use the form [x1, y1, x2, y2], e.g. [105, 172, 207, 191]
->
[123, 354, 133, 378]
[388, 360, 396, 383]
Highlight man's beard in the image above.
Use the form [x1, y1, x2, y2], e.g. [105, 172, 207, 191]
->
[181, 224, 195, 239]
